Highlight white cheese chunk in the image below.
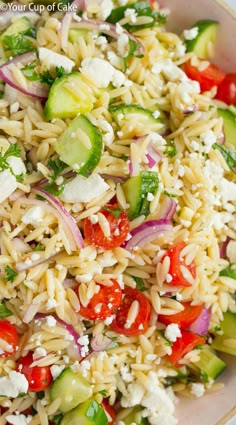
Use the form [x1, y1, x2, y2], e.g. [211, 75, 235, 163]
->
[0, 371, 28, 398]
[50, 364, 65, 380]
[21, 206, 45, 227]
[38, 47, 75, 73]
[6, 415, 32, 425]
[183, 27, 199, 40]
[7, 156, 26, 175]
[96, 0, 113, 20]
[60, 174, 109, 203]
[164, 323, 182, 342]
[190, 383, 205, 398]
[80, 58, 126, 88]
[0, 170, 17, 203]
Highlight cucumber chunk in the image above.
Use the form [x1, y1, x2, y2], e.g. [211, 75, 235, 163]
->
[1, 16, 36, 38]
[55, 114, 103, 177]
[184, 20, 219, 59]
[50, 368, 93, 413]
[69, 29, 90, 43]
[211, 311, 236, 356]
[122, 171, 159, 220]
[194, 347, 226, 380]
[217, 108, 236, 148]
[109, 104, 164, 137]
[122, 406, 147, 425]
[44, 72, 94, 120]
[61, 399, 108, 425]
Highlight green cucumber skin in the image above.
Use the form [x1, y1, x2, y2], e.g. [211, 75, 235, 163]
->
[55, 114, 103, 177]
[50, 368, 93, 413]
[61, 399, 108, 425]
[2, 16, 35, 38]
[185, 20, 219, 59]
[218, 108, 236, 149]
[122, 406, 147, 425]
[109, 104, 162, 127]
[211, 312, 236, 356]
[69, 29, 89, 43]
[44, 72, 93, 120]
[122, 171, 159, 220]
[195, 348, 226, 380]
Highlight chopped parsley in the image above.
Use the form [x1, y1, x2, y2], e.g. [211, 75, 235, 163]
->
[163, 190, 177, 198]
[133, 276, 147, 292]
[219, 266, 236, 280]
[99, 390, 108, 397]
[0, 144, 24, 181]
[123, 38, 144, 71]
[200, 370, 209, 383]
[34, 243, 44, 252]
[213, 143, 236, 173]
[40, 66, 66, 86]
[164, 142, 177, 157]
[42, 157, 67, 196]
[3, 33, 36, 57]
[102, 206, 122, 220]
[22, 61, 39, 81]
[3, 265, 18, 283]
[0, 300, 13, 319]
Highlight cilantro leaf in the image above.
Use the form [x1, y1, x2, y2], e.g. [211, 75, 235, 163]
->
[133, 276, 147, 292]
[3, 34, 36, 57]
[22, 61, 40, 81]
[3, 265, 18, 283]
[0, 301, 12, 319]
[164, 142, 176, 157]
[213, 143, 236, 173]
[219, 266, 236, 280]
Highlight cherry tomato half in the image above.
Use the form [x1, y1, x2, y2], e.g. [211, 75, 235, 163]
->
[102, 399, 116, 425]
[168, 330, 205, 366]
[110, 287, 151, 336]
[216, 73, 236, 106]
[17, 352, 52, 392]
[160, 241, 197, 287]
[158, 302, 203, 330]
[0, 320, 18, 358]
[83, 206, 130, 250]
[183, 60, 225, 92]
[79, 279, 122, 321]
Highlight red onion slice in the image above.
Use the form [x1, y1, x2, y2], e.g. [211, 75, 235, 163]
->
[90, 334, 113, 352]
[32, 188, 84, 251]
[189, 307, 211, 336]
[219, 237, 230, 259]
[155, 195, 177, 221]
[0, 53, 49, 99]
[35, 313, 81, 356]
[70, 19, 144, 56]
[124, 219, 172, 251]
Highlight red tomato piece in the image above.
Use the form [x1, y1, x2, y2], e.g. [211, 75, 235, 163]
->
[161, 241, 196, 287]
[168, 330, 205, 366]
[79, 279, 122, 321]
[83, 206, 129, 250]
[0, 320, 18, 358]
[215, 73, 236, 106]
[102, 399, 116, 424]
[17, 352, 52, 392]
[183, 60, 225, 92]
[158, 302, 203, 330]
[110, 287, 151, 336]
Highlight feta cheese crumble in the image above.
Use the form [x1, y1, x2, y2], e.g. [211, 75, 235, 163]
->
[183, 27, 199, 40]
[0, 371, 28, 398]
[164, 324, 182, 342]
[190, 382, 205, 398]
[80, 58, 126, 88]
[38, 48, 75, 73]
[60, 174, 109, 203]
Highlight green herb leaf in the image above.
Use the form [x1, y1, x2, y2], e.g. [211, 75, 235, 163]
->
[99, 389, 108, 397]
[3, 265, 18, 283]
[102, 206, 122, 220]
[42, 157, 67, 195]
[107, 1, 167, 32]
[164, 142, 176, 157]
[163, 190, 177, 198]
[3, 34, 36, 56]
[36, 391, 45, 399]
[34, 243, 44, 252]
[213, 143, 236, 173]
[4, 144, 21, 160]
[0, 144, 24, 181]
[40, 66, 66, 86]
[200, 370, 209, 383]
[219, 266, 236, 280]
[213, 326, 221, 332]
[0, 90, 4, 99]
[133, 276, 147, 292]
[22, 61, 40, 81]
[48, 158, 67, 179]
[0, 301, 12, 319]
[123, 38, 143, 70]
[51, 414, 63, 425]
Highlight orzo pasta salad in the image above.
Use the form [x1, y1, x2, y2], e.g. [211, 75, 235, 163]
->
[0, 0, 236, 424]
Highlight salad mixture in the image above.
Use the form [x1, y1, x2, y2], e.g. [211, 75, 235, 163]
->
[0, 0, 236, 424]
